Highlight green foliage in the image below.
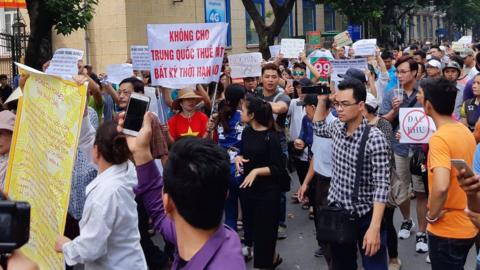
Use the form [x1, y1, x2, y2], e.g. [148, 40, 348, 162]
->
[45, 0, 98, 35]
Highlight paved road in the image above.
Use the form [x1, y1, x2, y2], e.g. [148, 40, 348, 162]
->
[246, 174, 477, 270]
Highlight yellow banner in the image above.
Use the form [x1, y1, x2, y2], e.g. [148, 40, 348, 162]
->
[0, 0, 26, 8]
[5, 64, 87, 270]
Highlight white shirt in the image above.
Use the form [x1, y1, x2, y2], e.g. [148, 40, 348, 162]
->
[467, 67, 479, 81]
[63, 161, 147, 270]
[312, 112, 336, 177]
[287, 98, 306, 140]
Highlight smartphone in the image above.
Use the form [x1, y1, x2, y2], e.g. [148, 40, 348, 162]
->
[451, 159, 475, 178]
[123, 93, 151, 136]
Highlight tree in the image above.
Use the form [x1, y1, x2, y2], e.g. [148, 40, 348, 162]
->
[241, 0, 295, 59]
[435, 0, 480, 40]
[25, 0, 98, 70]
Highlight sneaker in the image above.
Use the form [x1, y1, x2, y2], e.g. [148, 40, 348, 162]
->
[242, 246, 253, 261]
[388, 258, 402, 270]
[314, 247, 324, 257]
[415, 232, 428, 253]
[398, 219, 415, 239]
[426, 254, 431, 264]
[277, 226, 287, 240]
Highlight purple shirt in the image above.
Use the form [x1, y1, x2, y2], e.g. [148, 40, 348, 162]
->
[134, 160, 246, 270]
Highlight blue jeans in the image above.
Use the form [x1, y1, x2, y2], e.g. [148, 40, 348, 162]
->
[428, 232, 475, 270]
[224, 163, 243, 231]
[329, 211, 388, 270]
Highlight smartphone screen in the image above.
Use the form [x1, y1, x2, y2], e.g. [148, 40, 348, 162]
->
[124, 97, 149, 132]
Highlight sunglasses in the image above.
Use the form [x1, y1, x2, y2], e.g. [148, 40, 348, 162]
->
[293, 71, 305, 76]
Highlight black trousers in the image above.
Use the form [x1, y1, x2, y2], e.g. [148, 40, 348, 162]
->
[240, 189, 281, 269]
[311, 174, 333, 268]
[428, 233, 475, 270]
[293, 157, 309, 186]
[384, 207, 398, 259]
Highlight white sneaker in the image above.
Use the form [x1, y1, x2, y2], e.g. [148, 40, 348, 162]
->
[415, 232, 428, 253]
[426, 254, 431, 264]
[398, 219, 415, 239]
[242, 246, 253, 261]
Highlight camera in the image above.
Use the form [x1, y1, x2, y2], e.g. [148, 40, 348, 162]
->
[0, 195, 30, 254]
[302, 84, 331, 95]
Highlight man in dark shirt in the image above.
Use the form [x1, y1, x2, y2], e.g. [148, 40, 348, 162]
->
[0, 74, 13, 104]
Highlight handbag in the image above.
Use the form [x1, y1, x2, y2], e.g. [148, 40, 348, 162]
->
[315, 125, 371, 245]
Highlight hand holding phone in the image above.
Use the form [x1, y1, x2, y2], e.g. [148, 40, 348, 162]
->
[123, 93, 151, 137]
[451, 159, 475, 178]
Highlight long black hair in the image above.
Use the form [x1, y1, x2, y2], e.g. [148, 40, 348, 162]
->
[217, 84, 246, 132]
[244, 95, 276, 131]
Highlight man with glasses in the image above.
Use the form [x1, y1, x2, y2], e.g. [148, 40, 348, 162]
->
[380, 56, 429, 255]
[313, 77, 390, 270]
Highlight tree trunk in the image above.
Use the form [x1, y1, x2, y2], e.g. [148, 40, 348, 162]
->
[25, 0, 54, 70]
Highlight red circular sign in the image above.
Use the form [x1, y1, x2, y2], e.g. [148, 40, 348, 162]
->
[401, 109, 431, 142]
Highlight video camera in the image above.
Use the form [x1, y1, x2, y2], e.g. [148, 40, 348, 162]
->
[301, 84, 331, 95]
[0, 194, 30, 255]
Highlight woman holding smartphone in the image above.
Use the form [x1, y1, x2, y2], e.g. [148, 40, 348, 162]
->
[55, 122, 147, 270]
[235, 95, 285, 269]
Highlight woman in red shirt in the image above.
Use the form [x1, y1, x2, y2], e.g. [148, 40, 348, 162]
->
[168, 88, 209, 141]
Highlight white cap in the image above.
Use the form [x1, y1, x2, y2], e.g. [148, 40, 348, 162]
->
[365, 92, 378, 110]
[426, 59, 442, 69]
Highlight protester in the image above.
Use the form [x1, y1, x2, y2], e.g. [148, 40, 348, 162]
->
[382, 51, 398, 93]
[168, 88, 209, 141]
[235, 95, 286, 268]
[461, 74, 480, 131]
[297, 93, 335, 265]
[313, 78, 390, 270]
[243, 77, 259, 93]
[419, 77, 478, 269]
[442, 61, 463, 118]
[413, 50, 427, 65]
[55, 122, 147, 269]
[426, 59, 442, 78]
[207, 84, 246, 231]
[291, 52, 321, 83]
[380, 56, 429, 254]
[253, 62, 291, 239]
[120, 112, 245, 269]
[0, 110, 14, 189]
[0, 74, 12, 104]
[462, 48, 476, 76]
[429, 46, 445, 62]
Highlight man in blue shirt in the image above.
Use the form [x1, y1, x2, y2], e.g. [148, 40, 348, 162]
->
[382, 51, 398, 94]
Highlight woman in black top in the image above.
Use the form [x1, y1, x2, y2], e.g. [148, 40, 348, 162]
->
[235, 95, 284, 269]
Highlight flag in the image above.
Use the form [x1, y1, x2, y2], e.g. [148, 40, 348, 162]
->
[0, 0, 26, 8]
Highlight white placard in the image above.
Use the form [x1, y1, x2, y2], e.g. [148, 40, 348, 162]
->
[147, 23, 228, 88]
[458, 36, 472, 45]
[228, 52, 262, 78]
[269, 45, 281, 58]
[330, 58, 368, 82]
[352, 39, 377, 56]
[280, 38, 305, 58]
[45, 48, 84, 79]
[308, 49, 335, 60]
[334, 31, 353, 47]
[106, 64, 134, 84]
[131, 45, 151, 71]
[399, 108, 436, 144]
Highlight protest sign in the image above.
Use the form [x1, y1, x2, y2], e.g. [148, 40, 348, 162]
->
[106, 63, 134, 84]
[452, 42, 465, 53]
[5, 63, 87, 270]
[306, 31, 321, 54]
[148, 23, 228, 88]
[334, 31, 353, 48]
[399, 108, 436, 144]
[228, 52, 262, 78]
[352, 39, 377, 56]
[269, 45, 281, 58]
[45, 48, 84, 79]
[131, 45, 151, 71]
[280, 38, 305, 58]
[330, 58, 368, 82]
[458, 36, 472, 45]
[4, 87, 22, 104]
[308, 49, 334, 82]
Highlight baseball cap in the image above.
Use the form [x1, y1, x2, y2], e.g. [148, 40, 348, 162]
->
[297, 94, 318, 106]
[293, 77, 313, 88]
[460, 48, 475, 58]
[365, 92, 378, 110]
[0, 110, 15, 132]
[426, 59, 442, 69]
[338, 68, 367, 83]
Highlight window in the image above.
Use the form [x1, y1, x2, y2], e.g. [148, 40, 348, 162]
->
[429, 16, 433, 38]
[278, 15, 292, 39]
[324, 4, 335, 31]
[4, 10, 16, 34]
[416, 16, 421, 38]
[423, 16, 428, 40]
[245, 0, 264, 45]
[302, 0, 316, 34]
[205, 0, 232, 46]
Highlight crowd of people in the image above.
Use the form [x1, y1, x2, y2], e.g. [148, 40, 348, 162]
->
[2, 40, 480, 270]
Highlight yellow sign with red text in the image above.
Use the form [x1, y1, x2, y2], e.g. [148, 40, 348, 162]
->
[0, 0, 26, 8]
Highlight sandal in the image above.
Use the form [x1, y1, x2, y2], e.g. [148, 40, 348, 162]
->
[272, 254, 283, 269]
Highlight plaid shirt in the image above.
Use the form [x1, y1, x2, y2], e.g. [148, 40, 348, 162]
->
[313, 118, 390, 217]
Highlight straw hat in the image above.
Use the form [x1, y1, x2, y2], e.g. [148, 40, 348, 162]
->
[172, 88, 202, 110]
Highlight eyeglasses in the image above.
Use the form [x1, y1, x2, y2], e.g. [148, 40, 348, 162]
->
[332, 101, 360, 109]
[395, 70, 411, 75]
[293, 71, 305, 76]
